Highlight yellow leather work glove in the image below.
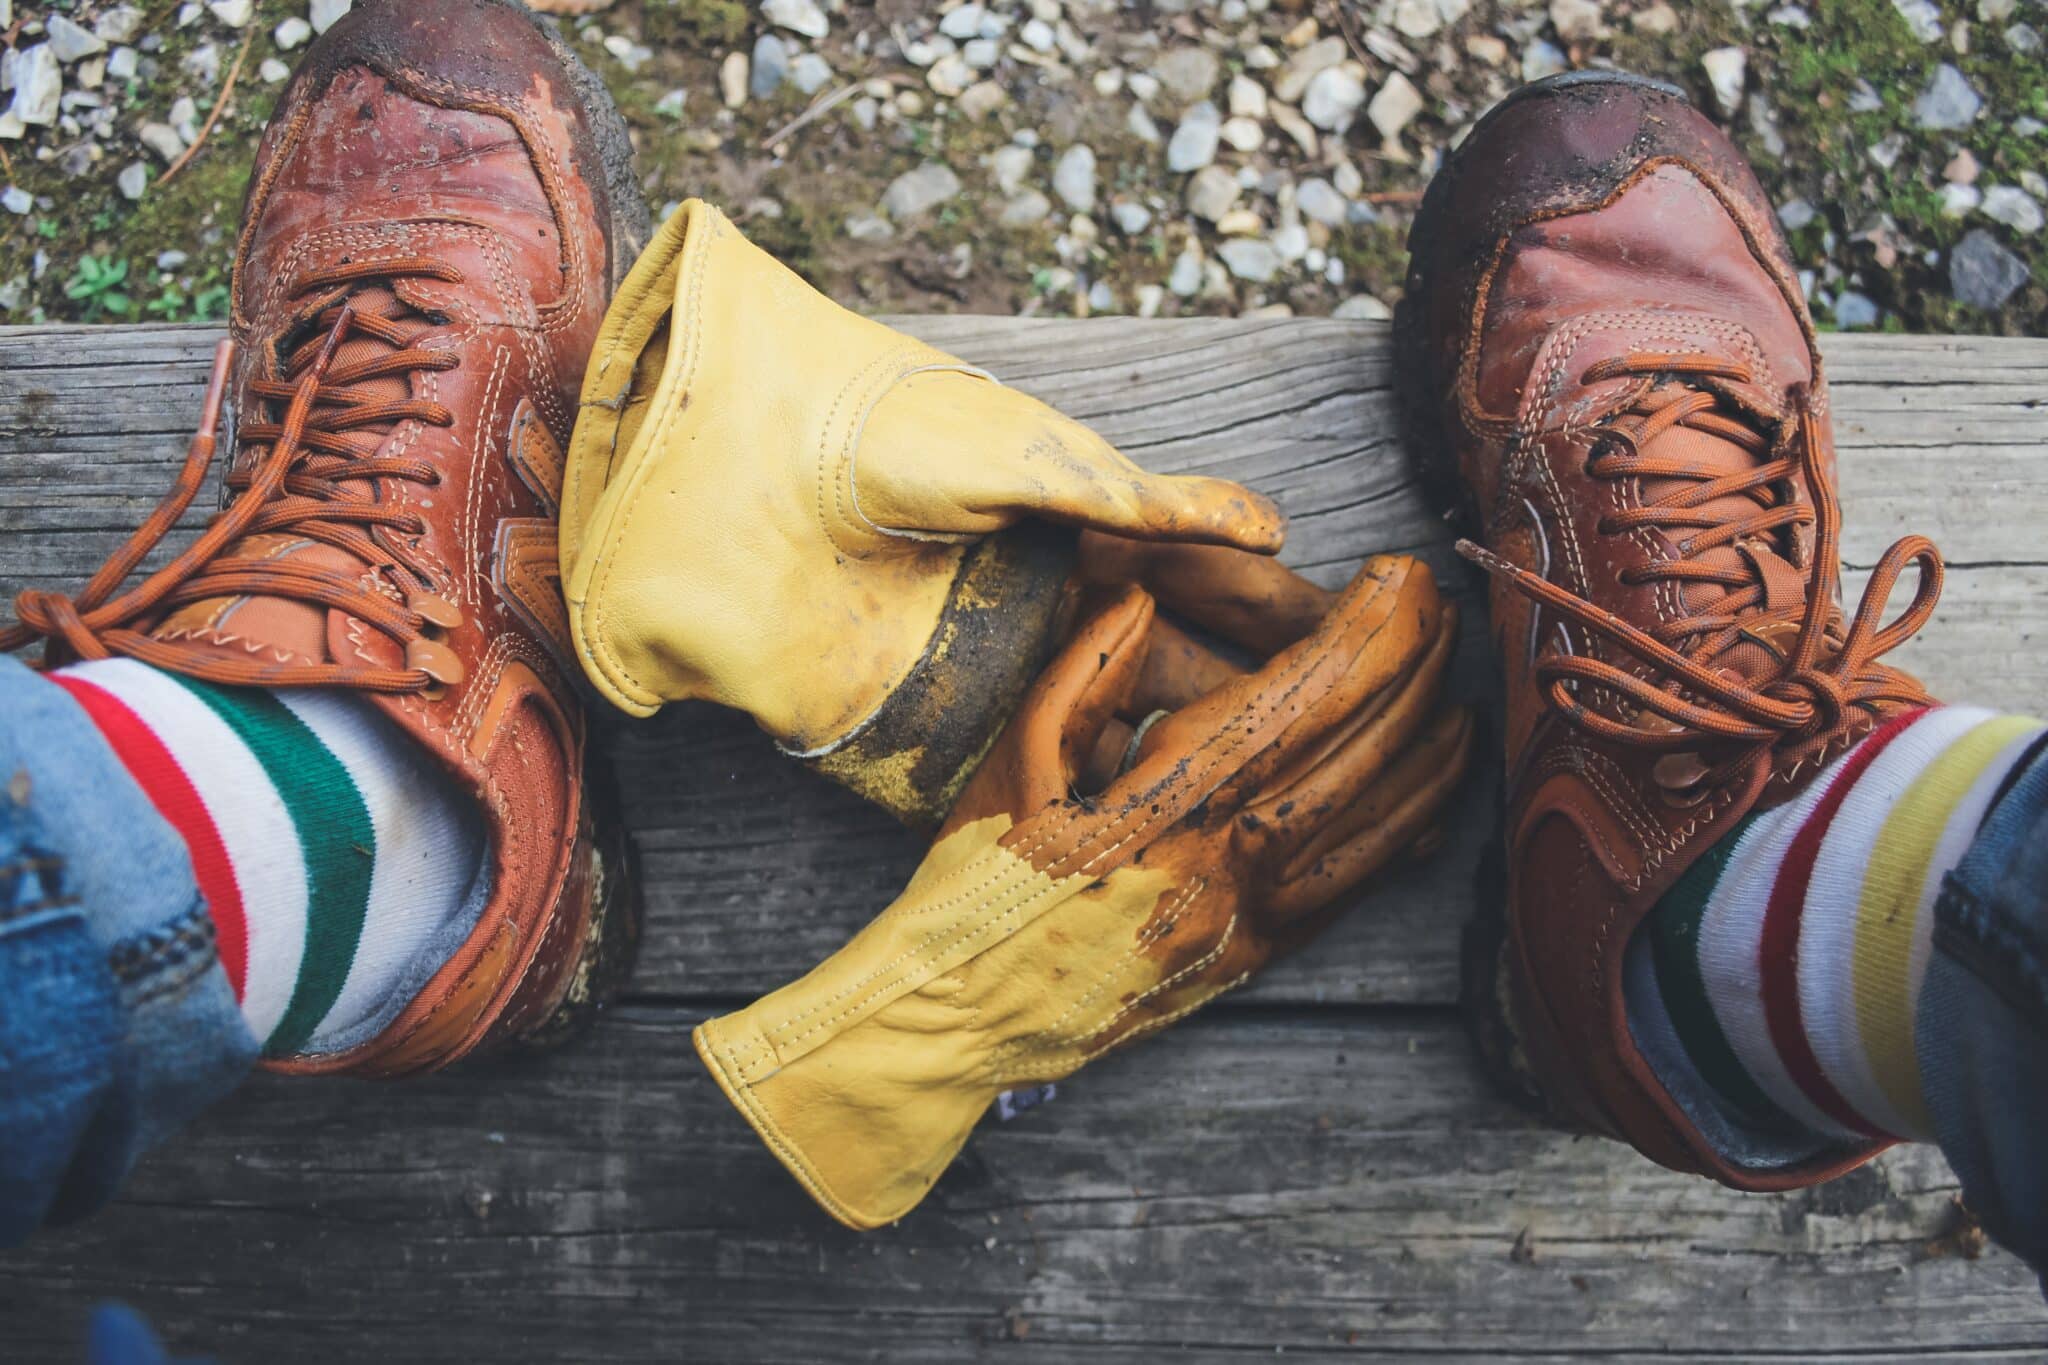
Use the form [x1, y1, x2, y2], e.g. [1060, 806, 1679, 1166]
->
[560, 200, 1286, 824]
[693, 552, 1473, 1229]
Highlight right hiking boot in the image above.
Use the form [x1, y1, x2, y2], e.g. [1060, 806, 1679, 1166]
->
[1396, 72, 1943, 1187]
[3, 0, 649, 1074]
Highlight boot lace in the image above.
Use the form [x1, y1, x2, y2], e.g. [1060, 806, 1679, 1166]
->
[1, 260, 469, 691]
[1459, 351, 1939, 780]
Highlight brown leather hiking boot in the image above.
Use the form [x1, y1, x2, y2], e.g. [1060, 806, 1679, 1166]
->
[1396, 72, 1944, 1187]
[0, 0, 649, 1074]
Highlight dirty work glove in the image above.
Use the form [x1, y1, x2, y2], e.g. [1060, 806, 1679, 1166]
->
[693, 553, 1473, 1229]
[560, 200, 1286, 825]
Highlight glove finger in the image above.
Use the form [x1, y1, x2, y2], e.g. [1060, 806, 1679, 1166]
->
[862, 377, 1287, 553]
[1262, 705, 1476, 925]
[1125, 617, 1247, 718]
[1075, 535, 1334, 656]
[941, 585, 1153, 836]
[1240, 599, 1459, 831]
[1130, 557, 1444, 811]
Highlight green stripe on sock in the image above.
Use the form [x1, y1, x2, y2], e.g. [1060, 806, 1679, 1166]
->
[173, 677, 375, 1057]
[1647, 812, 1795, 1129]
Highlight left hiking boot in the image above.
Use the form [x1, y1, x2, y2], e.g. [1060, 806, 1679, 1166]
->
[3, 0, 649, 1074]
[1395, 72, 1943, 1186]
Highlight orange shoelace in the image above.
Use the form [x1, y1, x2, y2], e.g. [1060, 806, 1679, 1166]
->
[1459, 351, 1939, 778]
[1, 260, 468, 691]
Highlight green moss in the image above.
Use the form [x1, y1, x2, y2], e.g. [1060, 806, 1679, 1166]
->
[641, 0, 750, 50]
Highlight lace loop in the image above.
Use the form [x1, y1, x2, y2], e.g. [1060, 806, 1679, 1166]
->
[1460, 351, 1937, 768]
[1, 261, 470, 690]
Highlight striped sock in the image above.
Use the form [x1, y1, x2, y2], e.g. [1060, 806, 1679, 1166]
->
[1641, 706, 2048, 1141]
[50, 659, 487, 1059]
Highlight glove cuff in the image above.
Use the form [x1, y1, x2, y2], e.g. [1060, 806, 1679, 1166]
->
[792, 521, 1075, 827]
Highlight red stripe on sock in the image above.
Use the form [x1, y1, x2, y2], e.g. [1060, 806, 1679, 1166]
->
[1757, 708, 1926, 1136]
[53, 674, 250, 998]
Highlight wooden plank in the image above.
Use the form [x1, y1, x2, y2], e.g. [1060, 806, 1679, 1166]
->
[3, 1007, 2040, 1363]
[2, 324, 2045, 1006]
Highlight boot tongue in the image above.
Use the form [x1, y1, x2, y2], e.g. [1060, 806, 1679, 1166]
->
[1634, 421, 1806, 682]
[152, 285, 419, 670]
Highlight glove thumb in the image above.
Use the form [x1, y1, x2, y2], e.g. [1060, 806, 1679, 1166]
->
[855, 369, 1286, 554]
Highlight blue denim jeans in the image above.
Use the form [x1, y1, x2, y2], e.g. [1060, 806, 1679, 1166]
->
[0, 656, 254, 1246]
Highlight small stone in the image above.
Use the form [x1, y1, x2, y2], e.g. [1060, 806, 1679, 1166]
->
[310, 0, 352, 36]
[1632, 2, 1678, 33]
[1979, 0, 2016, 19]
[1052, 143, 1096, 212]
[2024, 170, 2048, 198]
[182, 43, 221, 86]
[788, 52, 831, 94]
[991, 144, 1033, 195]
[1110, 200, 1152, 234]
[1302, 64, 1366, 132]
[1270, 101, 1318, 157]
[1333, 160, 1364, 197]
[1154, 46, 1220, 105]
[46, 16, 107, 63]
[1019, 17, 1055, 52]
[961, 38, 999, 68]
[849, 96, 877, 130]
[1912, 63, 1981, 130]
[1087, 280, 1116, 314]
[76, 57, 106, 90]
[1940, 183, 1982, 217]
[208, 0, 255, 28]
[1136, 283, 1165, 318]
[156, 250, 188, 271]
[1126, 72, 1158, 103]
[940, 4, 987, 39]
[139, 121, 186, 162]
[1274, 36, 1346, 104]
[926, 54, 972, 97]
[275, 16, 313, 49]
[999, 189, 1051, 226]
[1228, 74, 1268, 120]
[1549, 0, 1605, 42]
[882, 162, 961, 219]
[1832, 291, 1879, 328]
[1390, 0, 1441, 39]
[1, 185, 32, 214]
[1982, 185, 2044, 234]
[106, 47, 139, 82]
[1949, 228, 2029, 309]
[1892, 0, 1944, 41]
[1185, 164, 1239, 221]
[178, 2, 202, 25]
[1868, 132, 1905, 169]
[94, 7, 146, 43]
[1701, 47, 1746, 115]
[1166, 101, 1221, 171]
[957, 80, 1007, 118]
[720, 51, 749, 107]
[1777, 199, 1816, 231]
[1466, 34, 1508, 65]
[844, 212, 894, 242]
[1944, 148, 1981, 183]
[1368, 71, 1424, 145]
[117, 161, 149, 200]
[1522, 38, 1568, 82]
[605, 35, 654, 75]
[1215, 208, 1263, 236]
[1333, 294, 1394, 321]
[1127, 104, 1162, 145]
[1272, 222, 1309, 263]
[1220, 116, 1263, 152]
[1168, 245, 1204, 296]
[7, 46, 60, 128]
[1848, 79, 1883, 113]
[895, 90, 925, 117]
[1218, 238, 1280, 283]
[750, 34, 789, 98]
[259, 57, 291, 84]
[652, 89, 687, 119]
[1297, 177, 1348, 226]
[763, 0, 829, 40]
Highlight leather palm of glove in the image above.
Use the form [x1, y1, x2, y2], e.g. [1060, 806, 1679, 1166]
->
[694, 551, 1473, 1229]
[560, 200, 1285, 824]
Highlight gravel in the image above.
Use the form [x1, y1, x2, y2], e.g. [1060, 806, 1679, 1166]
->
[1949, 229, 2030, 309]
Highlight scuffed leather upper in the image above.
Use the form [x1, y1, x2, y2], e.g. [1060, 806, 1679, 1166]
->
[206, 0, 620, 1074]
[1406, 77, 1890, 1188]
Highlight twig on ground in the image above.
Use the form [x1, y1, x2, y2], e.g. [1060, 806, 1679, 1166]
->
[156, 26, 256, 189]
[759, 83, 861, 151]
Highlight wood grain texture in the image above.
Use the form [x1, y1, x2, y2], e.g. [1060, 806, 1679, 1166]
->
[5, 322, 2042, 1007]
[2, 322, 2045, 1361]
[7, 1009, 2043, 1363]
